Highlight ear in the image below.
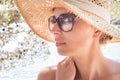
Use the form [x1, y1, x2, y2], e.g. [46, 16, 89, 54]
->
[93, 29, 102, 38]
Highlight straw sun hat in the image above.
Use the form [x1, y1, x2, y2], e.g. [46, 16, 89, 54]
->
[15, 0, 120, 42]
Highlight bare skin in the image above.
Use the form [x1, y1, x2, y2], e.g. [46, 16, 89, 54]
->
[38, 7, 120, 80]
[38, 58, 120, 80]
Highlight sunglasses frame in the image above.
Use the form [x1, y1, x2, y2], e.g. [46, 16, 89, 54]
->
[48, 13, 76, 32]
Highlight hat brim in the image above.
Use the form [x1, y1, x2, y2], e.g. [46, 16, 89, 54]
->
[14, 0, 120, 42]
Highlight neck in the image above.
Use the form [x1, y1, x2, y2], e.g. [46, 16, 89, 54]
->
[71, 42, 106, 80]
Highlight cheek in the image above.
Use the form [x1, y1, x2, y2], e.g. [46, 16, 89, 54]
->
[65, 23, 93, 48]
[64, 31, 86, 52]
[59, 29, 93, 56]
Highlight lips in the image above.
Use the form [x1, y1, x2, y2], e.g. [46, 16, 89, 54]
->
[56, 42, 66, 46]
[55, 38, 66, 47]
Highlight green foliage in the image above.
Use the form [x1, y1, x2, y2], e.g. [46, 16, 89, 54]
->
[0, 9, 21, 26]
[0, 0, 50, 71]
[110, 1, 120, 24]
[0, 0, 14, 8]
[0, 0, 22, 27]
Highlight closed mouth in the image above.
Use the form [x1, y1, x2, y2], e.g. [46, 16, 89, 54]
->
[56, 42, 66, 46]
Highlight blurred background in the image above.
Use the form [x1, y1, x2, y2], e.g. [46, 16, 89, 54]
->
[0, 0, 120, 80]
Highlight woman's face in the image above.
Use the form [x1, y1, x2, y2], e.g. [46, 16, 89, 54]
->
[51, 7, 96, 56]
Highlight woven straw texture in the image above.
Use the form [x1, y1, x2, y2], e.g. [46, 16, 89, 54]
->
[15, 0, 120, 42]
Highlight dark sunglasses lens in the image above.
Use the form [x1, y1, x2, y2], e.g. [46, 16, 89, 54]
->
[49, 13, 75, 32]
[58, 14, 74, 31]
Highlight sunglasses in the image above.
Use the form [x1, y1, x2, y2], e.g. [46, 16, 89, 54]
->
[48, 13, 76, 32]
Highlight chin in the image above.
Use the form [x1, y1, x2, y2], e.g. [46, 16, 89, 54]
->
[57, 49, 73, 56]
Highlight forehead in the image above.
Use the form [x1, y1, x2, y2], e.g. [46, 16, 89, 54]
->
[52, 7, 69, 17]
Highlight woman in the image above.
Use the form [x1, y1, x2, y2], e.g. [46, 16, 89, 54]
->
[15, 0, 120, 80]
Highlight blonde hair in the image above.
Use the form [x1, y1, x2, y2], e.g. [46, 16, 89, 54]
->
[99, 33, 113, 44]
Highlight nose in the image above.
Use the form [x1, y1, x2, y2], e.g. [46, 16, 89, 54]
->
[50, 23, 62, 35]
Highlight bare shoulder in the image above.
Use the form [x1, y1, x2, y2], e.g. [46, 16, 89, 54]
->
[106, 58, 120, 72]
[105, 58, 120, 77]
[101, 74, 120, 80]
[37, 66, 57, 80]
[99, 58, 120, 80]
